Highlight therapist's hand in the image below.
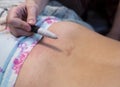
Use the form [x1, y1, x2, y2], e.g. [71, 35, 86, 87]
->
[7, 3, 39, 37]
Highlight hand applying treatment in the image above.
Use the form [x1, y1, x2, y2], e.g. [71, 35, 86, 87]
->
[7, 0, 49, 37]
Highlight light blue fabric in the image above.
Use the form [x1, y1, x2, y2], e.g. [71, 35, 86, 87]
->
[41, 1, 93, 30]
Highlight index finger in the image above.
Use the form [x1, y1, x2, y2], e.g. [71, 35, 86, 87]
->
[7, 6, 31, 31]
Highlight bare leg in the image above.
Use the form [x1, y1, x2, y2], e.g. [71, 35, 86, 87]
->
[15, 22, 120, 87]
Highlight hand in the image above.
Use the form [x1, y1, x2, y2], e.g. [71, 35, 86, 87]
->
[7, 3, 39, 37]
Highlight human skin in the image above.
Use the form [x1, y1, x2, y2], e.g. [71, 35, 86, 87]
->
[15, 22, 120, 87]
[7, 0, 49, 37]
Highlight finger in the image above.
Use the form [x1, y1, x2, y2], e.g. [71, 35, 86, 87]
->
[8, 18, 31, 31]
[10, 27, 33, 37]
[26, 4, 38, 25]
[7, 7, 18, 20]
[7, 4, 31, 31]
[7, 4, 26, 20]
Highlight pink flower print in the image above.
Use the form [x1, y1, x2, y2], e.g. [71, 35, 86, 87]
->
[31, 41, 38, 47]
[46, 19, 53, 24]
[13, 51, 29, 74]
[13, 59, 22, 74]
[18, 43, 28, 52]
[44, 17, 57, 24]
[18, 43, 27, 49]
[0, 67, 4, 73]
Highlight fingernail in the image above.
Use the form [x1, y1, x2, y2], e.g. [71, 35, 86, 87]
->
[28, 19, 34, 25]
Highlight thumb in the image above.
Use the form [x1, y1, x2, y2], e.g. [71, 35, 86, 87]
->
[27, 5, 38, 25]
